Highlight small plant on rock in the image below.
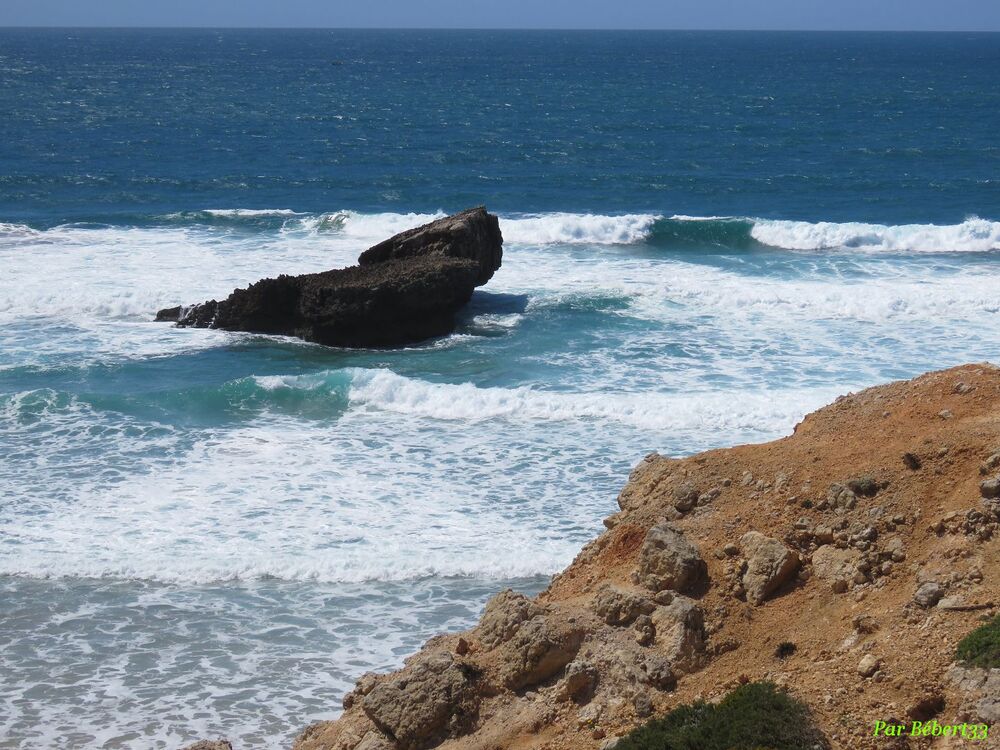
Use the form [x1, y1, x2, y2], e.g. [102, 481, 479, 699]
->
[613, 681, 827, 750]
[775, 641, 797, 659]
[956, 614, 1000, 669]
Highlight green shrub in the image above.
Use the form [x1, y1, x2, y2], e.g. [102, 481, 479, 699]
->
[613, 681, 827, 750]
[774, 642, 797, 659]
[956, 615, 1000, 669]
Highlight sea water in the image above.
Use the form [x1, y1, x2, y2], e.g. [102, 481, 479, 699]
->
[1, 29, 998, 748]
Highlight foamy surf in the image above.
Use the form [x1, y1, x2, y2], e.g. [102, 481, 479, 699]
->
[750, 216, 1000, 253]
[214, 210, 1000, 252]
[499, 213, 660, 244]
[338, 368, 837, 432]
[5, 212, 1000, 253]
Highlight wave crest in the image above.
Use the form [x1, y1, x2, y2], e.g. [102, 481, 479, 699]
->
[259, 368, 830, 433]
[6, 210, 1000, 253]
[750, 217, 1000, 253]
[500, 213, 659, 245]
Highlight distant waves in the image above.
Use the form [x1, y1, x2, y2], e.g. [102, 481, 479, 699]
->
[4, 211, 1000, 253]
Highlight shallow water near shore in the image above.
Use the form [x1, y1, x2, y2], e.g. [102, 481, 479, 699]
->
[1, 28, 999, 749]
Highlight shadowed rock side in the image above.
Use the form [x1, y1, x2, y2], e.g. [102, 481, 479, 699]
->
[272, 363, 1000, 750]
[156, 207, 503, 348]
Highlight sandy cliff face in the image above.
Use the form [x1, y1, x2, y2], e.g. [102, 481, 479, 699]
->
[290, 364, 1000, 750]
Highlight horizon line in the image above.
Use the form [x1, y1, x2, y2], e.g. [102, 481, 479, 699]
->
[1, 25, 999, 33]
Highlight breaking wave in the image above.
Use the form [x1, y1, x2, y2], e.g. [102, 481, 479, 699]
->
[257, 367, 834, 433]
[650, 215, 1000, 253]
[4, 211, 999, 253]
[748, 216, 1000, 253]
[167, 211, 1000, 252]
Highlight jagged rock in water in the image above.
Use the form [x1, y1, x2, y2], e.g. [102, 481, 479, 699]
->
[155, 207, 503, 348]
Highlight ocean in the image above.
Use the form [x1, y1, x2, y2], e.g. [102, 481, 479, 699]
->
[1, 29, 998, 748]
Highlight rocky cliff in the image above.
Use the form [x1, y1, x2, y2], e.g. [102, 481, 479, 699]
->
[156, 207, 503, 348]
[188, 363, 1000, 750]
[290, 364, 1000, 750]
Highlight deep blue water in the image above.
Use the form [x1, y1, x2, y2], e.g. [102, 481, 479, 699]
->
[2, 29, 999, 225]
[0, 29, 999, 749]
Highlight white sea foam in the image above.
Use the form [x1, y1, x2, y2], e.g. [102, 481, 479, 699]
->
[0, 399, 600, 584]
[341, 368, 832, 431]
[0, 575, 528, 750]
[296, 210, 659, 245]
[499, 213, 660, 245]
[279, 210, 1000, 252]
[283, 210, 1000, 252]
[0, 221, 40, 238]
[3, 205, 1000, 749]
[8, 211, 1000, 257]
[296, 210, 446, 239]
[202, 208, 304, 217]
[0, 371, 837, 586]
[668, 214, 735, 221]
[751, 217, 1000, 253]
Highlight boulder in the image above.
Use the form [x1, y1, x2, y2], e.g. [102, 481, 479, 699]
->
[846, 475, 881, 497]
[975, 670, 1000, 723]
[981, 477, 1000, 499]
[636, 524, 707, 594]
[858, 654, 881, 678]
[671, 482, 699, 512]
[498, 615, 586, 690]
[633, 614, 656, 646]
[638, 654, 676, 691]
[650, 595, 706, 674]
[155, 207, 503, 348]
[592, 585, 655, 626]
[478, 589, 545, 650]
[556, 658, 599, 701]
[353, 732, 394, 750]
[825, 483, 857, 511]
[740, 531, 800, 605]
[913, 581, 945, 608]
[361, 652, 480, 750]
[811, 545, 861, 589]
[358, 207, 502, 286]
[947, 666, 1000, 724]
[182, 743, 233, 750]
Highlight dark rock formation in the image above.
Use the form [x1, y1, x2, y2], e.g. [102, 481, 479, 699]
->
[358, 208, 502, 286]
[155, 207, 503, 348]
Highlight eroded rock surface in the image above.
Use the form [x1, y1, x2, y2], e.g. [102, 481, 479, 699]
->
[592, 585, 655, 626]
[498, 615, 586, 690]
[479, 589, 545, 650]
[360, 653, 480, 750]
[811, 544, 861, 588]
[635, 523, 707, 594]
[740, 531, 800, 605]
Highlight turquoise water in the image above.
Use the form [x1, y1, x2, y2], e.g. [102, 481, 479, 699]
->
[1, 29, 999, 749]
